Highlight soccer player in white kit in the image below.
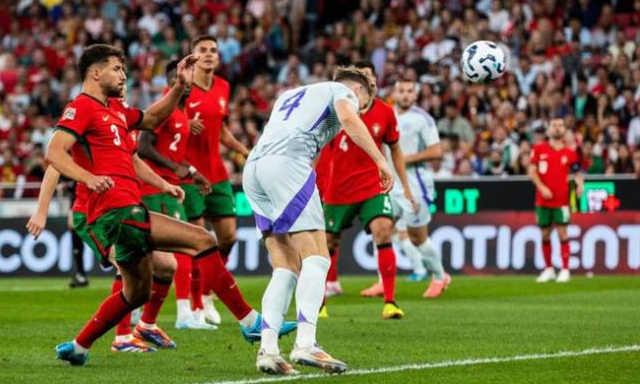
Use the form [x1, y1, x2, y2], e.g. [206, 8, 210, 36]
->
[391, 79, 451, 298]
[243, 67, 393, 375]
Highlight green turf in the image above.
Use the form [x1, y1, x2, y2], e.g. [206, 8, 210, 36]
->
[0, 275, 638, 384]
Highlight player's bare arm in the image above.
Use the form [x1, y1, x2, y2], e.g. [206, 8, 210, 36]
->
[528, 163, 553, 199]
[45, 131, 114, 194]
[573, 170, 584, 198]
[221, 125, 249, 156]
[181, 161, 212, 195]
[132, 154, 185, 203]
[335, 99, 393, 192]
[405, 142, 443, 164]
[26, 166, 62, 239]
[138, 54, 199, 130]
[389, 142, 417, 210]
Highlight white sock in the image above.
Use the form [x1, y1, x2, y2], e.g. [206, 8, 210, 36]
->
[114, 334, 133, 343]
[418, 238, 444, 280]
[176, 299, 192, 322]
[400, 238, 427, 276]
[295, 256, 330, 348]
[73, 339, 89, 354]
[138, 320, 157, 330]
[260, 268, 298, 354]
[239, 309, 259, 328]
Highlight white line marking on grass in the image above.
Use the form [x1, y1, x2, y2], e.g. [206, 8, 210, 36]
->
[195, 344, 640, 384]
[0, 285, 110, 292]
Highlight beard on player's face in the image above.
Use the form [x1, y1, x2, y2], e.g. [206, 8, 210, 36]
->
[103, 82, 123, 98]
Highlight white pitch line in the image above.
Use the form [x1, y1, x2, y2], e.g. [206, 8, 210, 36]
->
[0, 285, 110, 292]
[194, 344, 640, 384]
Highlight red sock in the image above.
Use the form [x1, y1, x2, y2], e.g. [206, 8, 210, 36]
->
[198, 252, 216, 296]
[111, 276, 132, 336]
[377, 243, 397, 303]
[141, 276, 172, 325]
[75, 291, 134, 348]
[542, 241, 552, 268]
[560, 241, 570, 269]
[174, 253, 192, 300]
[198, 246, 252, 320]
[191, 260, 203, 310]
[327, 246, 340, 283]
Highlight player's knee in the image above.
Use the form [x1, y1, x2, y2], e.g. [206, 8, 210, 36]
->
[154, 259, 177, 281]
[125, 284, 152, 308]
[194, 228, 217, 254]
[372, 225, 394, 244]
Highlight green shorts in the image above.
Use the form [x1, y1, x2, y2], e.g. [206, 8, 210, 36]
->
[142, 193, 187, 221]
[181, 180, 236, 220]
[72, 211, 101, 258]
[536, 206, 570, 227]
[324, 194, 394, 233]
[87, 205, 153, 264]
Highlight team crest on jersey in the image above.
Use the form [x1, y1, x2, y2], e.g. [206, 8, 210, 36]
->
[372, 124, 381, 137]
[219, 97, 226, 111]
[62, 107, 76, 120]
[561, 156, 567, 164]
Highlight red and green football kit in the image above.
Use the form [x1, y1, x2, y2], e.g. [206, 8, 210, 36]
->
[530, 141, 579, 227]
[323, 98, 399, 233]
[182, 76, 235, 219]
[55, 93, 149, 263]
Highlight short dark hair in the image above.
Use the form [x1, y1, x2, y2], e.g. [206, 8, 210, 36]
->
[353, 60, 375, 73]
[191, 35, 217, 51]
[165, 59, 180, 80]
[333, 66, 375, 98]
[77, 44, 125, 81]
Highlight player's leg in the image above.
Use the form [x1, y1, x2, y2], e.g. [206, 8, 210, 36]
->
[287, 230, 347, 373]
[181, 183, 207, 315]
[324, 231, 343, 296]
[133, 251, 178, 348]
[323, 203, 357, 298]
[394, 218, 427, 281]
[257, 233, 301, 375]
[536, 207, 556, 283]
[555, 213, 571, 282]
[68, 211, 88, 288]
[202, 181, 237, 324]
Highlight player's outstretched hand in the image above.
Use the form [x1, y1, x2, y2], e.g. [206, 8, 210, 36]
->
[87, 175, 114, 195]
[163, 182, 185, 204]
[194, 172, 211, 195]
[379, 162, 394, 193]
[26, 211, 47, 239]
[540, 185, 553, 199]
[189, 118, 204, 135]
[176, 54, 199, 86]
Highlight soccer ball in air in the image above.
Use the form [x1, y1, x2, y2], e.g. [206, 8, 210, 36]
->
[461, 40, 506, 83]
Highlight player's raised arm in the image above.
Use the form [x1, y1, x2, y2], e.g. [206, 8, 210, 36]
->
[45, 131, 114, 194]
[137, 54, 199, 130]
[335, 99, 393, 192]
[26, 166, 61, 239]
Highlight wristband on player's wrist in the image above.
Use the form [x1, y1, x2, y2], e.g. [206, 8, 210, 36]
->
[188, 165, 198, 176]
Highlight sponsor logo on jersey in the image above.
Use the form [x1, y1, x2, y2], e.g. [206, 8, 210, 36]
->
[62, 107, 76, 120]
[102, 115, 109, 121]
[189, 101, 201, 108]
[175, 123, 183, 128]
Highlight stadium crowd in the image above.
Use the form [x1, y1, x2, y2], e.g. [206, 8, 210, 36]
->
[1, 0, 639, 198]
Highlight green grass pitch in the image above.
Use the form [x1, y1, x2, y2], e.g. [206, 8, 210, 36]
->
[1, 275, 639, 384]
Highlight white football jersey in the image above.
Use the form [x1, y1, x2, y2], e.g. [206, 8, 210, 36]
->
[248, 82, 359, 163]
[392, 105, 440, 202]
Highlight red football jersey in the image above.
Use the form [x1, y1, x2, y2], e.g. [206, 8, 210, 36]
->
[315, 143, 334, 201]
[323, 98, 399, 205]
[72, 183, 88, 213]
[140, 108, 190, 196]
[55, 94, 143, 223]
[530, 141, 578, 207]
[184, 76, 230, 184]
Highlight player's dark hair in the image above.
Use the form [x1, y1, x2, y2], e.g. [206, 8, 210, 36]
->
[353, 60, 375, 73]
[191, 35, 218, 51]
[165, 59, 180, 79]
[333, 66, 375, 98]
[78, 44, 125, 81]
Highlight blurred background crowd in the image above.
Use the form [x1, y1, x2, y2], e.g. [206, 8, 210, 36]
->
[1, 0, 639, 198]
